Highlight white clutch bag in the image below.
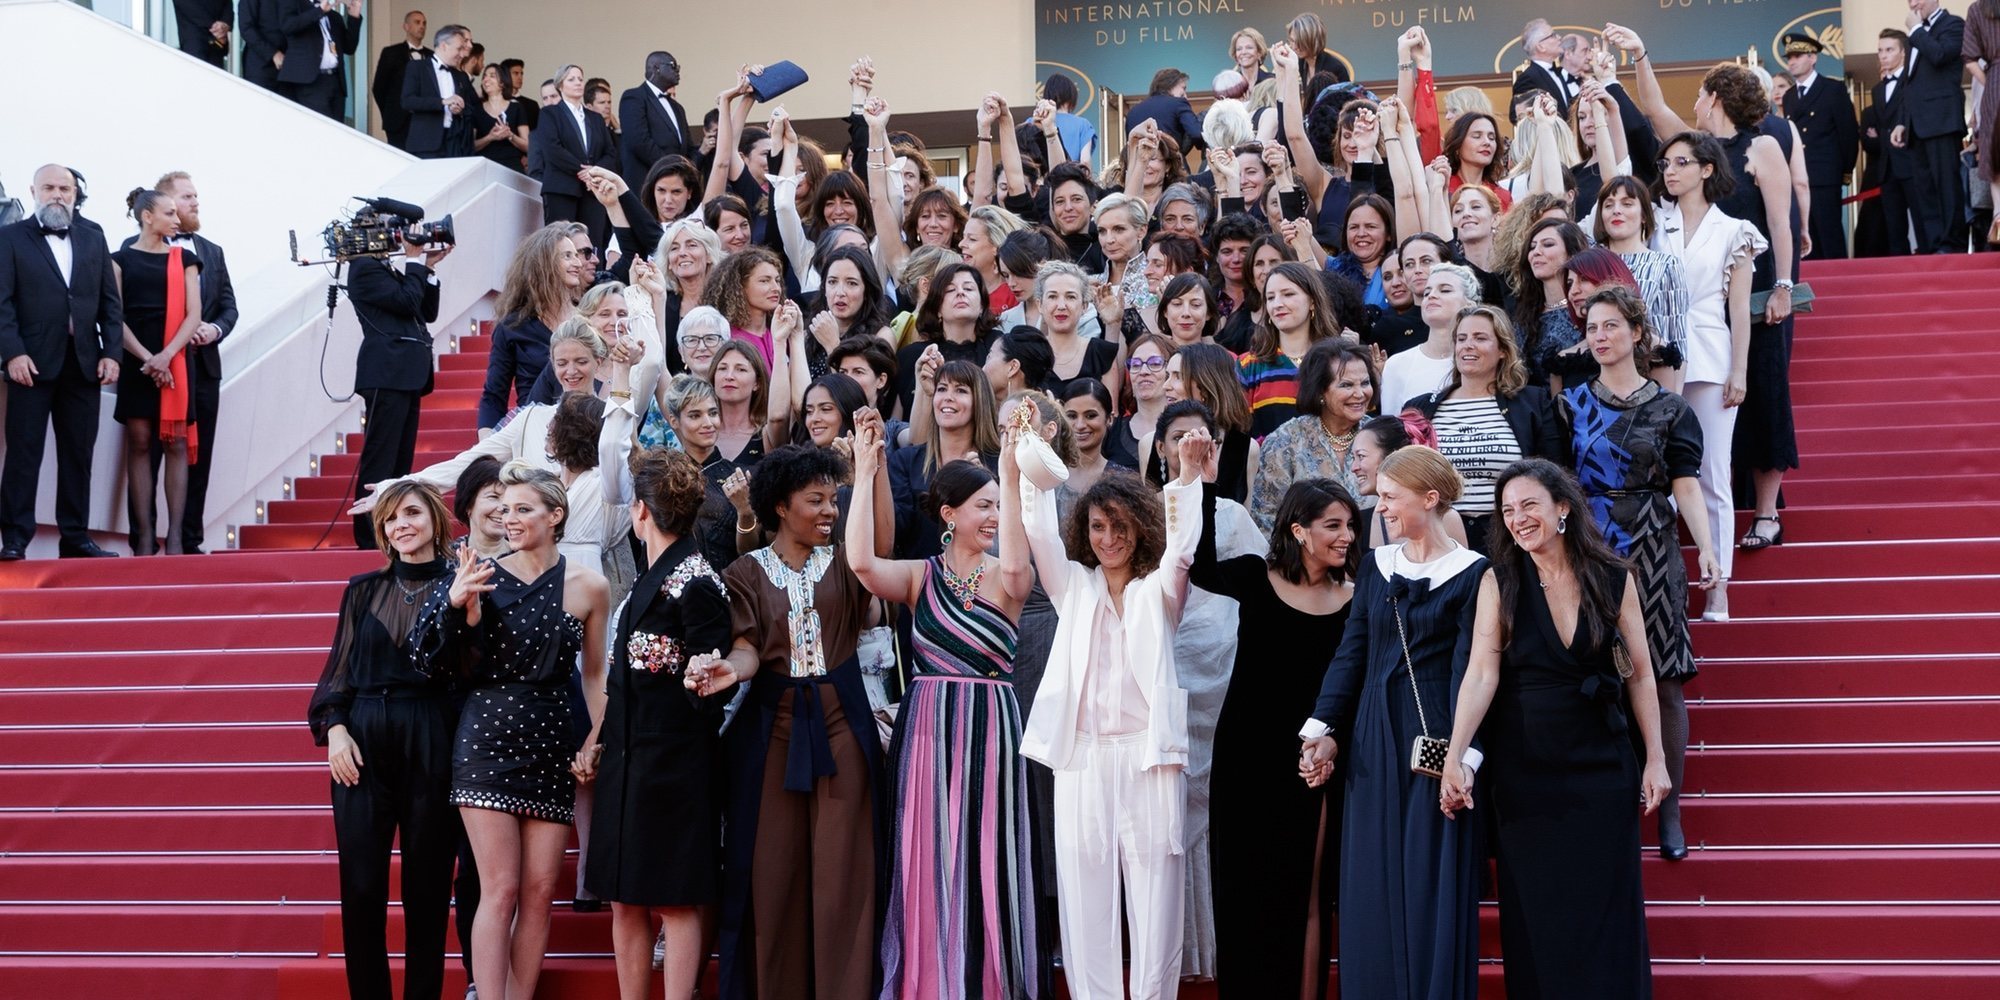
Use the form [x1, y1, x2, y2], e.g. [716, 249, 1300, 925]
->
[1012, 404, 1070, 492]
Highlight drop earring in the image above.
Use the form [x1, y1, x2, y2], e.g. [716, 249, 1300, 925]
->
[941, 519, 956, 548]
[1558, 514, 1568, 535]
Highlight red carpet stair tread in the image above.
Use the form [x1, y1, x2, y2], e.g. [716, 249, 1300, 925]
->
[3, 259, 1999, 997]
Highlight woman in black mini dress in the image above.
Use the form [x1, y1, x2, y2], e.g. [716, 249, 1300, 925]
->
[110, 187, 203, 554]
[412, 462, 610, 1000]
[576, 448, 733, 1000]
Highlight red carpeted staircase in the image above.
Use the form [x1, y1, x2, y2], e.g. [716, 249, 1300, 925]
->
[4, 255, 1999, 998]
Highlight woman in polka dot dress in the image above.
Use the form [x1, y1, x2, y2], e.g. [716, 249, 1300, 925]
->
[411, 462, 610, 1000]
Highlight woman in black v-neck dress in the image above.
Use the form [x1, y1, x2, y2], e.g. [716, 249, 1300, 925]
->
[1198, 478, 1360, 1000]
[1439, 459, 1670, 999]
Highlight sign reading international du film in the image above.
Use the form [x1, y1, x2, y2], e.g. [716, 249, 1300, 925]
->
[1036, 1, 1845, 107]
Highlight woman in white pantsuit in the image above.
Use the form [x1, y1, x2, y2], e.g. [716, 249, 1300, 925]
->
[1008, 425, 1210, 1000]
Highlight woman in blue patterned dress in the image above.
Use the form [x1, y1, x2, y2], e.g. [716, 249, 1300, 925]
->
[848, 415, 1041, 999]
[1563, 287, 1721, 861]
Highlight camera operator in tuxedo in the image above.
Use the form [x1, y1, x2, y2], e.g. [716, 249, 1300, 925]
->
[347, 235, 449, 547]
[0, 165, 123, 561]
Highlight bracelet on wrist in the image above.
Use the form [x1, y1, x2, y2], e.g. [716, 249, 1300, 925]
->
[1635, 51, 1648, 63]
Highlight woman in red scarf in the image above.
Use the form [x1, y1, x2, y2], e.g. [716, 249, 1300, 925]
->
[111, 187, 202, 555]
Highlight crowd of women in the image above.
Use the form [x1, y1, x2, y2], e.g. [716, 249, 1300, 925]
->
[312, 16, 1807, 1000]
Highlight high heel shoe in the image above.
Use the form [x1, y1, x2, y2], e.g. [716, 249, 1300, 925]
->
[1658, 808, 1688, 861]
[1739, 514, 1783, 551]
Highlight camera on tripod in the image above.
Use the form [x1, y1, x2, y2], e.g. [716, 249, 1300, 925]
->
[296, 196, 455, 264]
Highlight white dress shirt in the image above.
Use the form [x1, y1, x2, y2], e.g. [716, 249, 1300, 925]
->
[647, 82, 681, 139]
[565, 99, 588, 139]
[317, 12, 337, 72]
[46, 231, 73, 286]
[432, 57, 456, 127]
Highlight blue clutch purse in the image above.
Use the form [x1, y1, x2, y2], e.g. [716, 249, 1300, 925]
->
[749, 61, 809, 102]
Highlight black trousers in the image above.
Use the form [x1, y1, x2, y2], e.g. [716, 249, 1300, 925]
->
[142, 373, 220, 550]
[540, 192, 610, 252]
[1880, 173, 1921, 255]
[1805, 183, 1847, 259]
[1, 352, 101, 550]
[1912, 133, 1966, 253]
[352, 388, 423, 548]
[331, 692, 458, 1000]
[244, 58, 282, 93]
[285, 71, 346, 120]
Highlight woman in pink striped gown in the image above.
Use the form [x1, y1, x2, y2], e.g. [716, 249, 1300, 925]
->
[847, 418, 1042, 999]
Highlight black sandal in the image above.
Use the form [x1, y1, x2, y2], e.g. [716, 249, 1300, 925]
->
[1739, 515, 1783, 550]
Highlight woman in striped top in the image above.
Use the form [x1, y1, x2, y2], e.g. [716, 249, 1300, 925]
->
[1405, 306, 1570, 554]
[1237, 261, 1345, 439]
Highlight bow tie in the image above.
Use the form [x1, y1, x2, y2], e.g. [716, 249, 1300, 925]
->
[1388, 574, 1431, 603]
[40, 224, 70, 239]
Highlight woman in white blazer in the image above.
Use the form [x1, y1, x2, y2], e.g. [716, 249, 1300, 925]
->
[1006, 422, 1209, 1000]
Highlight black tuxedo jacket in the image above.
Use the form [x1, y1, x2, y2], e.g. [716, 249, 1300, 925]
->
[1873, 77, 1922, 180]
[531, 103, 616, 197]
[348, 257, 439, 394]
[276, 1, 360, 88]
[120, 233, 237, 381]
[0, 217, 123, 383]
[1784, 75, 1861, 185]
[1859, 102, 1888, 188]
[172, 0, 233, 60]
[617, 84, 690, 189]
[373, 41, 432, 137]
[239, 0, 284, 80]
[1904, 9, 1968, 139]
[401, 57, 475, 157]
[1511, 61, 1572, 121]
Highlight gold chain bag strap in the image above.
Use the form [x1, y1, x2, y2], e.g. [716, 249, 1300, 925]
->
[1389, 547, 1450, 779]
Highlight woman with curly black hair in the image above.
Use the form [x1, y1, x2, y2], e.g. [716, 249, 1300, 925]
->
[684, 444, 887, 1000]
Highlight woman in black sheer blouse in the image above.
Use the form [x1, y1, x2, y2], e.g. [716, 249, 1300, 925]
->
[308, 480, 459, 1000]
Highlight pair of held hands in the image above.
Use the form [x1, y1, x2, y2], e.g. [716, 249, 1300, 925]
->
[1298, 737, 1669, 817]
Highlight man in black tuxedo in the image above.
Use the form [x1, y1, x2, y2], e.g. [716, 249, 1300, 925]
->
[1854, 100, 1894, 256]
[1896, 0, 1968, 252]
[617, 51, 692, 192]
[239, 0, 284, 92]
[402, 25, 476, 159]
[0, 166, 123, 560]
[1875, 29, 1931, 255]
[372, 9, 430, 150]
[345, 237, 448, 547]
[124, 173, 236, 554]
[532, 68, 617, 248]
[1511, 18, 1572, 122]
[172, 0, 232, 68]
[276, 0, 363, 121]
[1781, 35, 1861, 258]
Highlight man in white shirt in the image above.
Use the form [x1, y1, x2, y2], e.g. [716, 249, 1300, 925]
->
[401, 24, 473, 159]
[0, 165, 124, 560]
[618, 51, 693, 191]
[371, 9, 430, 149]
[1510, 18, 1572, 121]
[275, 0, 362, 120]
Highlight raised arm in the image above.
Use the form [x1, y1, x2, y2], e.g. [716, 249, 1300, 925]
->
[861, 97, 909, 278]
[1157, 429, 1210, 626]
[702, 72, 754, 203]
[766, 303, 803, 451]
[1006, 425, 1081, 606]
[1601, 23, 1690, 139]
[995, 96, 1028, 200]
[997, 429, 1033, 604]
[846, 418, 924, 604]
[1378, 98, 1426, 239]
[1273, 41, 1330, 201]
[1031, 98, 1070, 165]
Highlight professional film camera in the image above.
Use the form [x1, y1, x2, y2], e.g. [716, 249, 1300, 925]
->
[293, 196, 454, 264]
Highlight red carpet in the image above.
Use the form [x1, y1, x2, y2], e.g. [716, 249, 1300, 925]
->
[3, 255, 1999, 998]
